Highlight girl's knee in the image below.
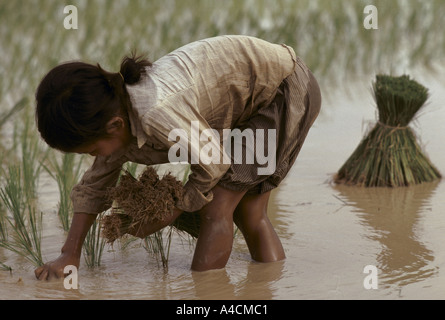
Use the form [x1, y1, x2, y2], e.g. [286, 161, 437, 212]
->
[234, 192, 271, 228]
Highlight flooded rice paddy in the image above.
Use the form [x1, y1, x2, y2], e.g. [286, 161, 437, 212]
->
[1, 73, 444, 299]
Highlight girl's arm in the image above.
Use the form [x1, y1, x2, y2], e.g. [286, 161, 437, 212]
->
[127, 207, 183, 238]
[34, 212, 97, 281]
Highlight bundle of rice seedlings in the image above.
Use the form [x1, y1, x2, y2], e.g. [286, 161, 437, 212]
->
[101, 166, 201, 244]
[335, 74, 441, 187]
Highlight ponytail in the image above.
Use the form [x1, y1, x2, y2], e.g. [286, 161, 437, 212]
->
[119, 51, 152, 85]
[97, 51, 152, 92]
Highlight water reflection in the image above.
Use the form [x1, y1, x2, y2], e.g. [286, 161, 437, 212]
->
[191, 260, 285, 299]
[334, 181, 440, 291]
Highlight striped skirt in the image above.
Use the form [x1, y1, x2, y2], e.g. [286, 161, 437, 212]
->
[217, 57, 322, 194]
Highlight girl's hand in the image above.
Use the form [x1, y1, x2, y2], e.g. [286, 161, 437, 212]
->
[34, 212, 97, 281]
[34, 252, 80, 281]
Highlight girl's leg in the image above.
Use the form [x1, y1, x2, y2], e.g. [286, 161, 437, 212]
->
[233, 191, 285, 262]
[191, 185, 246, 271]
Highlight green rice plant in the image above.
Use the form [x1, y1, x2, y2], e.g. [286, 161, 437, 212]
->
[335, 75, 442, 187]
[21, 118, 49, 200]
[0, 261, 12, 273]
[0, 165, 43, 267]
[0, 109, 48, 268]
[82, 216, 106, 268]
[44, 152, 84, 231]
[9, 113, 49, 200]
[143, 227, 174, 269]
[0, 197, 8, 242]
[0, 98, 27, 128]
[2, 0, 445, 109]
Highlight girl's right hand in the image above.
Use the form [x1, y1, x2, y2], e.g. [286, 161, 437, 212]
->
[34, 212, 97, 281]
[34, 252, 80, 281]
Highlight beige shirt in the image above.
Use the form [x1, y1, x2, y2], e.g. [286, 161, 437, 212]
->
[71, 35, 298, 213]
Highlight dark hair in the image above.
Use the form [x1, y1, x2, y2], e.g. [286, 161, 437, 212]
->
[35, 52, 151, 152]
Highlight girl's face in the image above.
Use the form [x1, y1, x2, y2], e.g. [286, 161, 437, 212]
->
[72, 116, 132, 157]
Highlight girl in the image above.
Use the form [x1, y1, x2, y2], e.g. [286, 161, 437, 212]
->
[34, 35, 321, 280]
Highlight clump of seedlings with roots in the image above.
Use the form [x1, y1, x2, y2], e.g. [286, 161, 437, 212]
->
[102, 165, 200, 268]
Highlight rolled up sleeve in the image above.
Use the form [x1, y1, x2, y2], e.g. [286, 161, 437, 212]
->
[70, 155, 125, 214]
[179, 161, 229, 212]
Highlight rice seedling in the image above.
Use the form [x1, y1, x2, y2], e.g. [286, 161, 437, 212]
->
[11, 114, 49, 200]
[0, 165, 44, 267]
[0, 109, 46, 268]
[44, 152, 84, 231]
[143, 227, 174, 269]
[0, 98, 27, 128]
[0, 199, 8, 242]
[335, 74, 441, 187]
[82, 216, 106, 268]
[0, 261, 12, 273]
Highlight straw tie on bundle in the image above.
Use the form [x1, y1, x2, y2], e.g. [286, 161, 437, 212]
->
[335, 74, 441, 187]
[101, 166, 201, 243]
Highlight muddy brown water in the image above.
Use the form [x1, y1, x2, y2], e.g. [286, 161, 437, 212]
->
[1, 74, 444, 299]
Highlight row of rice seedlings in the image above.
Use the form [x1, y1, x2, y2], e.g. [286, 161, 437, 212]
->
[143, 227, 174, 269]
[82, 216, 106, 268]
[44, 152, 84, 231]
[0, 165, 43, 267]
[8, 110, 49, 194]
[3, 0, 444, 110]
[0, 108, 47, 268]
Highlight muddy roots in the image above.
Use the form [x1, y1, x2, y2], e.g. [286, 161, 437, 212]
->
[101, 166, 200, 243]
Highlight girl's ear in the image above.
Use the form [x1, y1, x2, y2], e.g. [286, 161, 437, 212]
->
[105, 116, 125, 135]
